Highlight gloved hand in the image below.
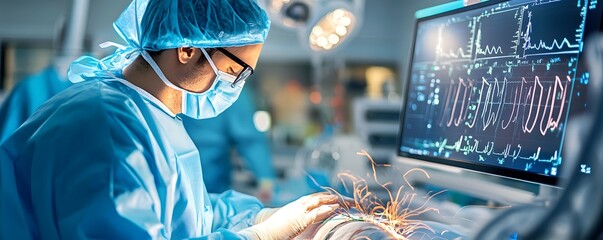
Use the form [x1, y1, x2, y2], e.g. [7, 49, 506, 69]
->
[253, 207, 278, 225]
[239, 192, 344, 240]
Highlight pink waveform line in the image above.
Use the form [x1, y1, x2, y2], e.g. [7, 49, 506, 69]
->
[501, 78, 526, 130]
[481, 77, 507, 131]
[538, 76, 571, 135]
[446, 78, 464, 127]
[439, 78, 455, 127]
[440, 75, 571, 137]
[457, 79, 475, 127]
[444, 77, 507, 131]
[445, 78, 473, 127]
[522, 76, 545, 133]
[522, 76, 571, 136]
[467, 77, 490, 129]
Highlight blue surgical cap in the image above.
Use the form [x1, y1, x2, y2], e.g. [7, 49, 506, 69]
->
[119, 0, 271, 50]
[68, 0, 271, 82]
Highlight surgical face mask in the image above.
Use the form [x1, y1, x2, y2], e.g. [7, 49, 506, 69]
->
[140, 49, 244, 119]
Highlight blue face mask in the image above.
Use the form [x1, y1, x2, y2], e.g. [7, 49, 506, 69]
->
[140, 49, 244, 119]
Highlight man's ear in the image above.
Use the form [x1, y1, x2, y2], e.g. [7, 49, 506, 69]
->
[177, 47, 195, 64]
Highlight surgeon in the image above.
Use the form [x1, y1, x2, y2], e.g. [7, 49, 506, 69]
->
[0, 0, 344, 239]
[182, 87, 276, 202]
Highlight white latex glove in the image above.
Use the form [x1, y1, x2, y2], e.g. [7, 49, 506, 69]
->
[254, 207, 279, 225]
[239, 192, 344, 240]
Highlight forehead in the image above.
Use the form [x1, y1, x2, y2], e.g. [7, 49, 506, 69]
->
[224, 44, 263, 53]
[221, 44, 264, 68]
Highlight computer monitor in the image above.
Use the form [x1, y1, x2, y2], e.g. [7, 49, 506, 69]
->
[398, 0, 603, 187]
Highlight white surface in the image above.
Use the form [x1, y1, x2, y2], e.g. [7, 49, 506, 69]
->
[62, 0, 89, 54]
[393, 156, 538, 205]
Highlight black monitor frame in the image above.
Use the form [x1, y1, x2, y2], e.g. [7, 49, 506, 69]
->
[397, 0, 603, 186]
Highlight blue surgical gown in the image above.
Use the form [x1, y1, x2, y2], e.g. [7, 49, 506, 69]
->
[0, 66, 72, 143]
[0, 78, 263, 239]
[182, 89, 275, 193]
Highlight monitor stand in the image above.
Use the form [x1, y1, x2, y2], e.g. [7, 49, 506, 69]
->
[392, 157, 562, 206]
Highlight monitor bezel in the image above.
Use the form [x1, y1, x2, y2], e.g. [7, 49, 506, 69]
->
[397, 0, 603, 186]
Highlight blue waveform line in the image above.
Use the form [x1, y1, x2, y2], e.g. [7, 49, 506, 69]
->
[525, 38, 580, 51]
[404, 135, 561, 164]
[441, 48, 472, 59]
[476, 45, 504, 55]
[522, 10, 582, 56]
[472, 19, 511, 59]
[435, 23, 473, 60]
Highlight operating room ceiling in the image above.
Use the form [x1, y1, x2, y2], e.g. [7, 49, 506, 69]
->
[0, 0, 452, 63]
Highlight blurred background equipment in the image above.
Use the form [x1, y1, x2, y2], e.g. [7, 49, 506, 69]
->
[0, 0, 90, 142]
[352, 98, 400, 165]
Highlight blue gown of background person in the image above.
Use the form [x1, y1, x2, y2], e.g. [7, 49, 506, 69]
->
[0, 66, 71, 143]
[0, 77, 264, 239]
[183, 88, 275, 194]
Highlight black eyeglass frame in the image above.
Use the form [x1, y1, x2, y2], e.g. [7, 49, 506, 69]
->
[216, 47, 254, 86]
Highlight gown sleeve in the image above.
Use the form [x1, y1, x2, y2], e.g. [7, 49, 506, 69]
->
[210, 190, 264, 232]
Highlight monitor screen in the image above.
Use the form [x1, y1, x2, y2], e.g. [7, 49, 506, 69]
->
[398, 0, 603, 185]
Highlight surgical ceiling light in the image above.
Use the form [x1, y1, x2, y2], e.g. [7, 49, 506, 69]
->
[307, 7, 357, 52]
[265, 0, 363, 53]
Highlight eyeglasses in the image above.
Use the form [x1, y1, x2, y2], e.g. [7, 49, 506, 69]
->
[216, 47, 254, 86]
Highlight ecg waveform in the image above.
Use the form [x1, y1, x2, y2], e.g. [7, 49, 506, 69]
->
[524, 38, 580, 51]
[439, 48, 472, 59]
[435, 22, 474, 60]
[439, 75, 571, 136]
[522, 11, 582, 57]
[476, 45, 505, 56]
[429, 0, 586, 62]
[401, 0, 599, 176]
[428, 134, 560, 165]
